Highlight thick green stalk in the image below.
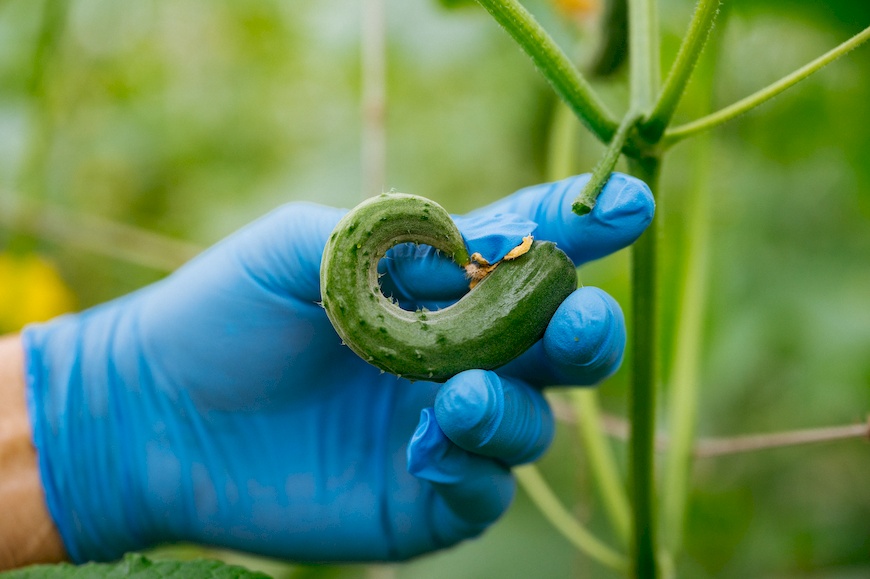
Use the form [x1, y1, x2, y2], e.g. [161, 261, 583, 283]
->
[628, 0, 661, 575]
[627, 155, 660, 579]
[474, 0, 618, 143]
[665, 23, 870, 144]
[642, 0, 720, 141]
[515, 465, 629, 573]
[571, 390, 632, 547]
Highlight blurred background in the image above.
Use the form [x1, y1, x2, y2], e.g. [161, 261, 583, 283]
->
[0, 0, 868, 577]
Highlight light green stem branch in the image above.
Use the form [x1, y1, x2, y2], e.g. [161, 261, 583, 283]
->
[474, 0, 618, 143]
[661, 135, 711, 557]
[571, 390, 632, 547]
[546, 102, 579, 181]
[515, 465, 629, 573]
[660, 18, 723, 561]
[20, 0, 69, 198]
[695, 419, 870, 457]
[665, 24, 870, 144]
[629, 0, 660, 113]
[0, 194, 202, 271]
[642, 0, 720, 141]
[572, 112, 640, 215]
[360, 0, 387, 198]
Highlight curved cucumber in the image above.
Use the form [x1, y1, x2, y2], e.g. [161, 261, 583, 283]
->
[320, 192, 577, 382]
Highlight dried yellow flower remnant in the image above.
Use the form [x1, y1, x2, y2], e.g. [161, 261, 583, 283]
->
[503, 235, 533, 261]
[465, 261, 499, 288]
[465, 235, 534, 288]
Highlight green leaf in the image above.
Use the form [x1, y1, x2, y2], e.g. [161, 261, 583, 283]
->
[0, 554, 273, 579]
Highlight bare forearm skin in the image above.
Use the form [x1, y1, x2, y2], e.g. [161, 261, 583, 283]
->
[0, 335, 67, 570]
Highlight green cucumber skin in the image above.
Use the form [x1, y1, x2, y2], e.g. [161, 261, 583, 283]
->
[320, 192, 577, 382]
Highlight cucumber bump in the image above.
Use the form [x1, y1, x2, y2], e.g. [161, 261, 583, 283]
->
[320, 192, 577, 382]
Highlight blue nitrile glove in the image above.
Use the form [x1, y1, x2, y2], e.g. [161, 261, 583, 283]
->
[23, 173, 653, 564]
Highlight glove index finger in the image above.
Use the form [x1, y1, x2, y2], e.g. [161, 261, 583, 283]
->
[465, 173, 655, 265]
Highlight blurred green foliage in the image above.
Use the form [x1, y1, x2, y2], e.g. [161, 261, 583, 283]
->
[1, 0, 868, 577]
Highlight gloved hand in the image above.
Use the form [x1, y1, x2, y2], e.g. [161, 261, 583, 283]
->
[23, 173, 653, 563]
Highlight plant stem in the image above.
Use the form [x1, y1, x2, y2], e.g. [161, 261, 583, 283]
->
[695, 419, 870, 458]
[546, 102, 579, 181]
[626, 155, 661, 579]
[360, 0, 387, 198]
[474, 0, 618, 143]
[551, 399, 870, 457]
[664, 23, 870, 144]
[642, 0, 720, 141]
[0, 194, 202, 271]
[19, 0, 69, 199]
[661, 132, 711, 558]
[627, 0, 661, 573]
[589, 0, 629, 78]
[572, 112, 640, 215]
[514, 465, 629, 573]
[628, 0, 660, 113]
[570, 390, 632, 547]
[660, 18, 722, 560]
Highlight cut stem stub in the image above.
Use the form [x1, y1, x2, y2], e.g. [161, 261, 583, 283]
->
[572, 112, 641, 216]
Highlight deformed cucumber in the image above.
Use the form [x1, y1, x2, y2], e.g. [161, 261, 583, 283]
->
[320, 192, 577, 382]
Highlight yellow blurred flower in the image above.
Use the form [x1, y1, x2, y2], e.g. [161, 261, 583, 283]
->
[0, 252, 76, 333]
[552, 0, 601, 23]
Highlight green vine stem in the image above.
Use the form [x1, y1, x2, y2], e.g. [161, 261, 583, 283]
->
[627, 0, 661, 575]
[664, 23, 870, 145]
[642, 0, 720, 141]
[572, 112, 641, 215]
[474, 0, 619, 143]
[626, 155, 661, 579]
[514, 465, 629, 573]
[571, 390, 632, 547]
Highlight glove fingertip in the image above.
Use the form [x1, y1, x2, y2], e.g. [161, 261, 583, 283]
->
[544, 287, 626, 382]
[593, 173, 655, 232]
